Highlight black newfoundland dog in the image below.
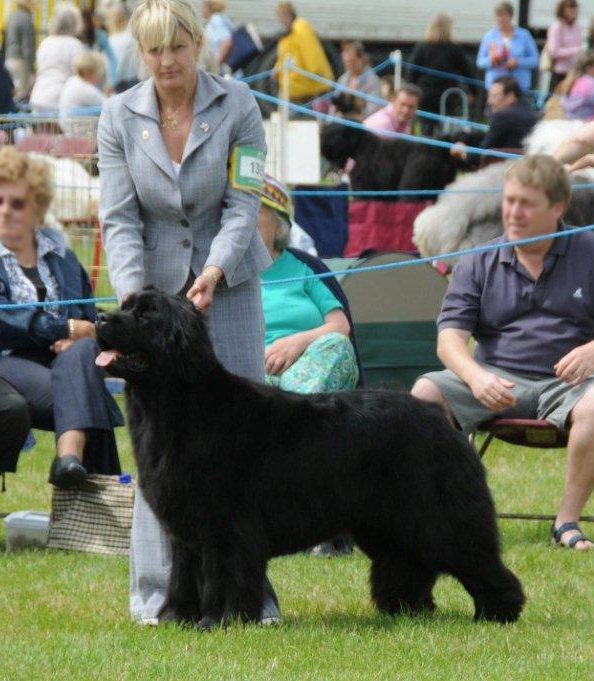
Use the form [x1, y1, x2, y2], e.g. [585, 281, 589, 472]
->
[96, 289, 524, 629]
[320, 122, 459, 200]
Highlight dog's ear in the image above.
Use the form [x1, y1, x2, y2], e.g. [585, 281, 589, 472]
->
[167, 296, 220, 378]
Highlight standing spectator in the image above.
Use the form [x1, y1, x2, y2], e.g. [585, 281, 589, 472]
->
[4, 0, 36, 100]
[274, 1, 334, 102]
[29, 3, 86, 113]
[364, 82, 421, 136]
[79, 8, 117, 92]
[59, 51, 106, 135]
[559, 50, 594, 121]
[407, 13, 478, 135]
[476, 1, 539, 91]
[200, 1, 234, 71]
[547, 0, 583, 93]
[106, 3, 140, 93]
[334, 41, 382, 118]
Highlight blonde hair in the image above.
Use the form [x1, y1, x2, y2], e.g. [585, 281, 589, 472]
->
[49, 2, 83, 36]
[505, 154, 571, 206]
[276, 2, 297, 21]
[425, 13, 453, 43]
[0, 146, 53, 220]
[203, 1, 226, 12]
[130, 0, 203, 51]
[74, 51, 106, 78]
[106, 3, 129, 33]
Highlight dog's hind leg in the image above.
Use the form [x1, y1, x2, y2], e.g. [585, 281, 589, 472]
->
[370, 552, 438, 616]
[447, 559, 525, 624]
[159, 540, 202, 624]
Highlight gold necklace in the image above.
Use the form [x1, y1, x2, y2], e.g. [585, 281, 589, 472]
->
[160, 104, 181, 131]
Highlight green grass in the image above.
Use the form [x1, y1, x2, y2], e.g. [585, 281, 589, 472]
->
[2, 422, 594, 680]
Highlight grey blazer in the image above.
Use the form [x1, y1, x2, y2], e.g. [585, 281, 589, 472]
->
[97, 70, 271, 300]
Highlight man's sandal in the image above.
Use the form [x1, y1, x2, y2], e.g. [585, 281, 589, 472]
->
[551, 521, 592, 549]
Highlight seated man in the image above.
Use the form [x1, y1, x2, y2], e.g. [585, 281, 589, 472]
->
[363, 82, 422, 136]
[411, 154, 594, 550]
[482, 75, 539, 149]
[452, 76, 539, 165]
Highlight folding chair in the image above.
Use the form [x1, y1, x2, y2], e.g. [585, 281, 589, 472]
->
[473, 418, 594, 522]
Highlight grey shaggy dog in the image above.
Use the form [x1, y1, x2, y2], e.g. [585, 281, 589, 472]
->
[413, 120, 594, 259]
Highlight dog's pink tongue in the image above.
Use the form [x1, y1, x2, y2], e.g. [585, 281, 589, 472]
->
[95, 350, 121, 368]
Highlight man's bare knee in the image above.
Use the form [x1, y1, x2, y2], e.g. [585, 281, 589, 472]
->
[411, 377, 446, 405]
[411, 378, 456, 425]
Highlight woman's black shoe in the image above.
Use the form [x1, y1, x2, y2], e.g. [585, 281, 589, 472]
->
[48, 455, 87, 488]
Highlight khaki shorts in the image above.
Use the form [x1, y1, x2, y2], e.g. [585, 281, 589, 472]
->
[421, 362, 594, 434]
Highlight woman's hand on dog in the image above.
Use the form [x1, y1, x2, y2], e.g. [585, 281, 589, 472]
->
[265, 333, 310, 375]
[186, 267, 224, 311]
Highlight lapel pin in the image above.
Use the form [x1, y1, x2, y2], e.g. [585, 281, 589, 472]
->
[200, 122, 209, 132]
[142, 129, 150, 140]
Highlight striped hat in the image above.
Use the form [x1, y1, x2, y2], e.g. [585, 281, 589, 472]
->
[258, 174, 292, 218]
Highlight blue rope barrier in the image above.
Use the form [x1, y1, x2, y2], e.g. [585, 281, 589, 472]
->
[0, 296, 117, 311]
[288, 63, 489, 132]
[239, 68, 275, 84]
[401, 61, 486, 89]
[250, 89, 519, 159]
[262, 223, 594, 286]
[289, 183, 594, 197]
[2, 225, 593, 310]
[302, 55, 400, 107]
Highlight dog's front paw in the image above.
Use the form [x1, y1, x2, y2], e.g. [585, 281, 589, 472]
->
[159, 603, 201, 626]
[197, 615, 220, 631]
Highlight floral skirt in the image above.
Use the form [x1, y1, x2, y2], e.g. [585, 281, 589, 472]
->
[265, 332, 359, 393]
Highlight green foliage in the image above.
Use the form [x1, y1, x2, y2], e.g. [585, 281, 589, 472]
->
[2, 426, 594, 681]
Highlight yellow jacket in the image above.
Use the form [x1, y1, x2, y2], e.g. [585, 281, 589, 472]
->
[275, 17, 334, 100]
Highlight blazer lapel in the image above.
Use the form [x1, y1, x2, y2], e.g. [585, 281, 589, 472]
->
[182, 70, 229, 163]
[123, 79, 177, 181]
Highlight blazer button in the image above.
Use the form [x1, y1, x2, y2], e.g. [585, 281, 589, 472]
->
[184, 203, 195, 211]
[182, 239, 191, 249]
[180, 218, 190, 227]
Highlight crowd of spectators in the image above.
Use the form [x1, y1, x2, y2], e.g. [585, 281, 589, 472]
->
[1, 0, 594, 642]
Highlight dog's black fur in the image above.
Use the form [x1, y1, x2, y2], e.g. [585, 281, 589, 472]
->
[96, 289, 524, 628]
[320, 122, 459, 200]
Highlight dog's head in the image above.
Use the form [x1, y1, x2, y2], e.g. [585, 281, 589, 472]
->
[320, 122, 366, 169]
[95, 287, 218, 383]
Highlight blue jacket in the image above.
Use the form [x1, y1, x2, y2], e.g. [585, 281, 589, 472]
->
[476, 27, 539, 90]
[0, 228, 96, 351]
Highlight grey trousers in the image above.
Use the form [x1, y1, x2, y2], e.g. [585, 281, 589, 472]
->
[130, 277, 280, 622]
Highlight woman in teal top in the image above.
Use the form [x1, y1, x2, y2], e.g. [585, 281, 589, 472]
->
[257, 175, 359, 393]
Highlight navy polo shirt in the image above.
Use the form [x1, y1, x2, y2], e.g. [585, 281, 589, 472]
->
[438, 227, 594, 377]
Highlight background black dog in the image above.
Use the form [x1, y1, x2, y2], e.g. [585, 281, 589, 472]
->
[320, 122, 459, 201]
[96, 289, 524, 629]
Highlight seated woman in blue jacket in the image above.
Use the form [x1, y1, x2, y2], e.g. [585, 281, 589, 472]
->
[257, 175, 360, 393]
[0, 146, 121, 487]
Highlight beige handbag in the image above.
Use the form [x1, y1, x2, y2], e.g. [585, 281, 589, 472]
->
[539, 43, 553, 72]
[47, 474, 135, 556]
